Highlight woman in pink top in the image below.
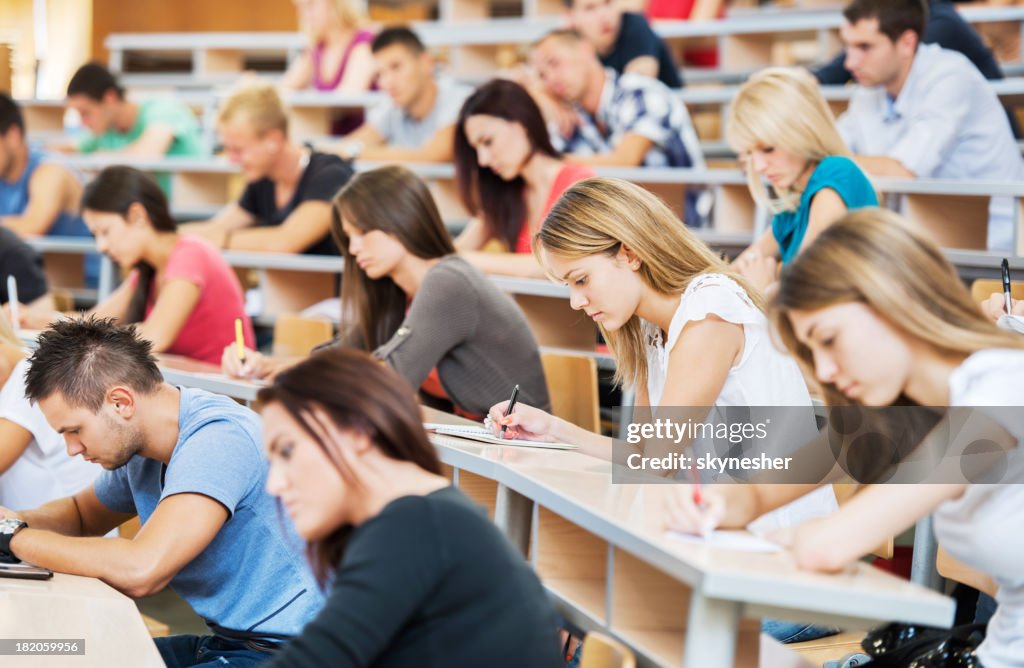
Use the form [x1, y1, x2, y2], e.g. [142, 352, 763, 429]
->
[454, 79, 595, 278]
[281, 0, 376, 134]
[16, 167, 254, 365]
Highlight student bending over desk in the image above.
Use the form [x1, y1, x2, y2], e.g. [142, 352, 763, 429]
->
[483, 177, 837, 645]
[0, 317, 323, 667]
[12, 167, 255, 365]
[666, 209, 1024, 668]
[184, 81, 354, 255]
[0, 310, 99, 510]
[727, 68, 877, 292]
[256, 347, 562, 668]
[453, 79, 594, 278]
[224, 166, 550, 419]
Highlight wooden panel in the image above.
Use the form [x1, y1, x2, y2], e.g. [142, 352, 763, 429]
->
[198, 48, 245, 75]
[42, 252, 87, 290]
[721, 34, 774, 70]
[513, 293, 597, 351]
[456, 470, 497, 519]
[903, 194, 990, 251]
[535, 505, 607, 622]
[172, 172, 234, 208]
[790, 630, 867, 666]
[90, 0, 297, 62]
[713, 183, 757, 233]
[261, 269, 338, 317]
[0, 43, 11, 93]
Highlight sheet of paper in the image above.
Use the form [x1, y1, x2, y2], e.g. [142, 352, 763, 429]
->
[423, 423, 578, 450]
[997, 314, 1024, 334]
[666, 529, 782, 553]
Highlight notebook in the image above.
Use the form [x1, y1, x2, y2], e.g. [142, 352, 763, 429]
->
[997, 314, 1024, 335]
[423, 423, 579, 450]
[667, 529, 782, 553]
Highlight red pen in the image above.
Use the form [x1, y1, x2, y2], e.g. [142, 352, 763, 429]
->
[688, 459, 704, 508]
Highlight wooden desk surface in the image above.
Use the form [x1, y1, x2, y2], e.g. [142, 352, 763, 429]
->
[421, 408, 954, 631]
[0, 572, 163, 667]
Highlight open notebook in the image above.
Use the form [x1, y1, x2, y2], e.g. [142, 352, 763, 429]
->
[423, 423, 579, 451]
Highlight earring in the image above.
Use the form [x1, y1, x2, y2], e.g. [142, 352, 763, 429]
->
[632, 262, 640, 270]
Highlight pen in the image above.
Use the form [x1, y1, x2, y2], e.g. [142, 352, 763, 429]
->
[688, 460, 704, 508]
[6, 276, 19, 332]
[234, 318, 246, 363]
[500, 384, 520, 436]
[1003, 258, 1011, 315]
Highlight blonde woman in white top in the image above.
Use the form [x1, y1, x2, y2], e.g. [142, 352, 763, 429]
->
[485, 177, 835, 513]
[0, 312, 100, 510]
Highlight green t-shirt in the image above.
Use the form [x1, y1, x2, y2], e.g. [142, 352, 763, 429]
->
[79, 98, 204, 156]
[78, 98, 205, 193]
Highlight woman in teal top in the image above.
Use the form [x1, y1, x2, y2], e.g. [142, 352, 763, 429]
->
[726, 68, 878, 288]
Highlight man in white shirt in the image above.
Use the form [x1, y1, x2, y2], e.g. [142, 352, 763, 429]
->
[836, 0, 1024, 250]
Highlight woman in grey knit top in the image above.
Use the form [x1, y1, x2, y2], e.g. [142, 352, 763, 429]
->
[223, 166, 549, 418]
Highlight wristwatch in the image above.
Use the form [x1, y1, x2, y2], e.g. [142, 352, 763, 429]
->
[0, 518, 28, 563]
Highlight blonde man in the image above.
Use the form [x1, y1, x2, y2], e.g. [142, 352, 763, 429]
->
[186, 82, 353, 254]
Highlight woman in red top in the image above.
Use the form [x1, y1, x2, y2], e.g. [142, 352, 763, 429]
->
[454, 79, 594, 278]
[15, 167, 255, 365]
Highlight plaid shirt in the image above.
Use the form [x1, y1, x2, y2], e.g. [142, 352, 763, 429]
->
[556, 68, 704, 169]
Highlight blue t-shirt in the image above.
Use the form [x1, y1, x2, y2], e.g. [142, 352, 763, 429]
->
[0, 150, 98, 286]
[93, 387, 323, 638]
[772, 156, 878, 264]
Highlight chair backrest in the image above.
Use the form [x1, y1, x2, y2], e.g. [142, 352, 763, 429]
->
[937, 546, 997, 597]
[272, 314, 334, 357]
[970, 278, 1024, 304]
[832, 483, 894, 560]
[579, 632, 636, 668]
[541, 351, 601, 433]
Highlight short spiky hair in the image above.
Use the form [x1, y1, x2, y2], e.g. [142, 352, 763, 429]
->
[25, 316, 164, 412]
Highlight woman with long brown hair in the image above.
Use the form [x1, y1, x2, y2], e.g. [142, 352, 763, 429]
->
[453, 79, 594, 277]
[259, 347, 562, 668]
[224, 165, 549, 419]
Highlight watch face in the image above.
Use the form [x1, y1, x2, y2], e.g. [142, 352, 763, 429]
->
[0, 519, 25, 534]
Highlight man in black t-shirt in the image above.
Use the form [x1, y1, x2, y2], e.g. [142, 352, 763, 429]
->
[0, 227, 48, 305]
[564, 0, 683, 88]
[185, 82, 354, 255]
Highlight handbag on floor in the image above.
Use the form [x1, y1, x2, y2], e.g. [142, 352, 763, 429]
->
[857, 622, 986, 667]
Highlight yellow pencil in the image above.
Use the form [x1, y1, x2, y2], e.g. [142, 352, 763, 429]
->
[234, 318, 246, 362]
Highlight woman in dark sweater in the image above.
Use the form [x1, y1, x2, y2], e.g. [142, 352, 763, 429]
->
[223, 165, 550, 418]
[259, 347, 563, 668]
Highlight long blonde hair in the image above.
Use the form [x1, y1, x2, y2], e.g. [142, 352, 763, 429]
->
[727, 67, 849, 213]
[772, 207, 1024, 407]
[536, 177, 762, 391]
[299, 0, 365, 39]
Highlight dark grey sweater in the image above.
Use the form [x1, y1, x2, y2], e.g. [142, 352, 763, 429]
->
[373, 255, 550, 416]
[265, 486, 563, 668]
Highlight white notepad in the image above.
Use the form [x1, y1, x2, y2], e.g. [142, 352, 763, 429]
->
[666, 529, 782, 553]
[423, 423, 579, 450]
[997, 314, 1024, 334]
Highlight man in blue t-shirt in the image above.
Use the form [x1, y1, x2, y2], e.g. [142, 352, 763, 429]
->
[563, 0, 682, 88]
[0, 317, 323, 667]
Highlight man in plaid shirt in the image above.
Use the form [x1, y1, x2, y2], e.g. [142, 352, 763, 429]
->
[532, 29, 704, 170]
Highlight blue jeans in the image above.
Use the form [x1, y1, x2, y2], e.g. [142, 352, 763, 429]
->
[156, 634, 275, 668]
[762, 619, 841, 644]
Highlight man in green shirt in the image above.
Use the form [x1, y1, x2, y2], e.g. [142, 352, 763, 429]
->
[65, 62, 204, 159]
